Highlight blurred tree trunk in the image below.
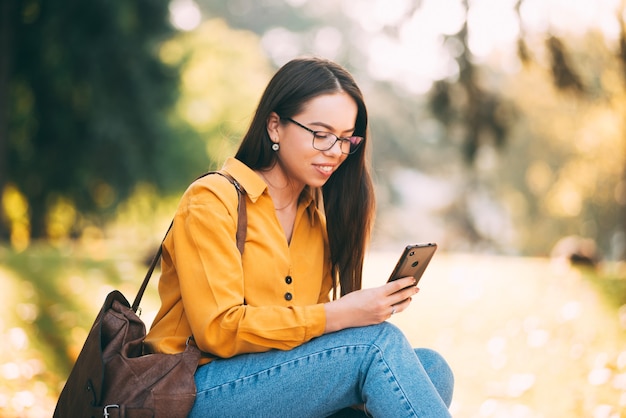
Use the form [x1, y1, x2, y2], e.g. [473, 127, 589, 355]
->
[427, 0, 512, 250]
[0, 0, 14, 240]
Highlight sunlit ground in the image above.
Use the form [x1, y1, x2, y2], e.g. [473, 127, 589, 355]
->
[376, 252, 626, 418]
[0, 246, 625, 417]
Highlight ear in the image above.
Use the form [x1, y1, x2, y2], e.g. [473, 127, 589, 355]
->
[266, 112, 281, 143]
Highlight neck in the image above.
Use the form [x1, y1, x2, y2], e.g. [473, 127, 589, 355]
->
[256, 169, 302, 211]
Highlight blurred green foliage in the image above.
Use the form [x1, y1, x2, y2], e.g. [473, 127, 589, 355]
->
[3, 0, 210, 240]
[1, 245, 123, 377]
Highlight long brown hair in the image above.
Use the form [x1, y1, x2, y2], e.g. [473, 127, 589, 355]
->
[235, 57, 375, 296]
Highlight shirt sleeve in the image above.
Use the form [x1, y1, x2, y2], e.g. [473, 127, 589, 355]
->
[172, 181, 327, 358]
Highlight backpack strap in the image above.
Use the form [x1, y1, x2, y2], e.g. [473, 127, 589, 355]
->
[131, 171, 247, 312]
[212, 171, 247, 255]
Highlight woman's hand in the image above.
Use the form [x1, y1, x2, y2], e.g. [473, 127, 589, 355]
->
[323, 276, 419, 333]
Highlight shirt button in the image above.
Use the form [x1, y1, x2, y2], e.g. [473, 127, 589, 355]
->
[284, 292, 293, 301]
[285, 276, 293, 284]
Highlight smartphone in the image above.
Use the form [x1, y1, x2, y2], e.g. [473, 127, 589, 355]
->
[387, 243, 438, 284]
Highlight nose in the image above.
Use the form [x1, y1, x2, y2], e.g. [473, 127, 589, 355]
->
[323, 138, 344, 157]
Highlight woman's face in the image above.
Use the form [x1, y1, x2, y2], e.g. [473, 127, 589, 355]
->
[269, 91, 359, 189]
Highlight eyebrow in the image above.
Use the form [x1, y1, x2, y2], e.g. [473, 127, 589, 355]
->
[307, 121, 356, 136]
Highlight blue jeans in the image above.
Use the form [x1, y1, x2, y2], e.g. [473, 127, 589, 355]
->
[189, 322, 453, 418]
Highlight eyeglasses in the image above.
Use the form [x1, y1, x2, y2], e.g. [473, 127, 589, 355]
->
[282, 117, 364, 155]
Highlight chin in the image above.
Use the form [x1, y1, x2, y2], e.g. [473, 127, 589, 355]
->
[307, 178, 330, 189]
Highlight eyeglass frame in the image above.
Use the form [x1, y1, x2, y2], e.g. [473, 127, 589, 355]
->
[280, 117, 364, 155]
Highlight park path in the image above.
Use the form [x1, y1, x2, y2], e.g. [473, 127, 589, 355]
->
[364, 251, 626, 418]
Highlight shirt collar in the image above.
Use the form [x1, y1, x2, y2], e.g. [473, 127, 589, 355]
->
[222, 157, 320, 223]
[221, 158, 267, 203]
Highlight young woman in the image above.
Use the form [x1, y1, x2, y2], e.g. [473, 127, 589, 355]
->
[144, 57, 454, 417]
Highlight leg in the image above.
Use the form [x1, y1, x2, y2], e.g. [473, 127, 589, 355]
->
[414, 348, 454, 408]
[327, 348, 454, 417]
[189, 322, 452, 418]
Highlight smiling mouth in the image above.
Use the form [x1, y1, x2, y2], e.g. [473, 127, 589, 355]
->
[316, 165, 333, 173]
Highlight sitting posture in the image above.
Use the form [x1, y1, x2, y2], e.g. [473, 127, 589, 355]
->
[144, 57, 454, 417]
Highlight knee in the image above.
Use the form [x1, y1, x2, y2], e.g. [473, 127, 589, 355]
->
[347, 322, 409, 345]
[414, 348, 454, 407]
[371, 321, 408, 342]
[415, 348, 453, 378]
[345, 322, 416, 363]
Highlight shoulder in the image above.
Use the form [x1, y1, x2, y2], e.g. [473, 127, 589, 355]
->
[178, 158, 266, 213]
[179, 172, 240, 215]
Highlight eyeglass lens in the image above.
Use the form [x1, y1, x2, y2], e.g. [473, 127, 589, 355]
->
[283, 117, 364, 155]
[313, 133, 362, 154]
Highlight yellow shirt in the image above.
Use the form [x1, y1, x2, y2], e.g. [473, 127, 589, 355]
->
[144, 158, 332, 364]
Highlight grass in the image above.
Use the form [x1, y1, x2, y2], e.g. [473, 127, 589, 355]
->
[0, 244, 625, 417]
[585, 266, 626, 310]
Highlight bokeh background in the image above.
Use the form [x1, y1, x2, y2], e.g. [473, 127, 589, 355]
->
[2, 0, 626, 416]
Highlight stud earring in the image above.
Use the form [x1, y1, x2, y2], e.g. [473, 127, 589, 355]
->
[272, 143, 280, 151]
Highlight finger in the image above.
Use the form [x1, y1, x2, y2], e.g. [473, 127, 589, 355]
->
[390, 287, 419, 307]
[391, 283, 419, 300]
[398, 295, 414, 308]
[390, 295, 415, 316]
[386, 276, 416, 294]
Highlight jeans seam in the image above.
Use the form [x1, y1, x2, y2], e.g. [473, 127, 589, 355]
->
[196, 344, 372, 395]
[199, 344, 419, 417]
[368, 342, 417, 417]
